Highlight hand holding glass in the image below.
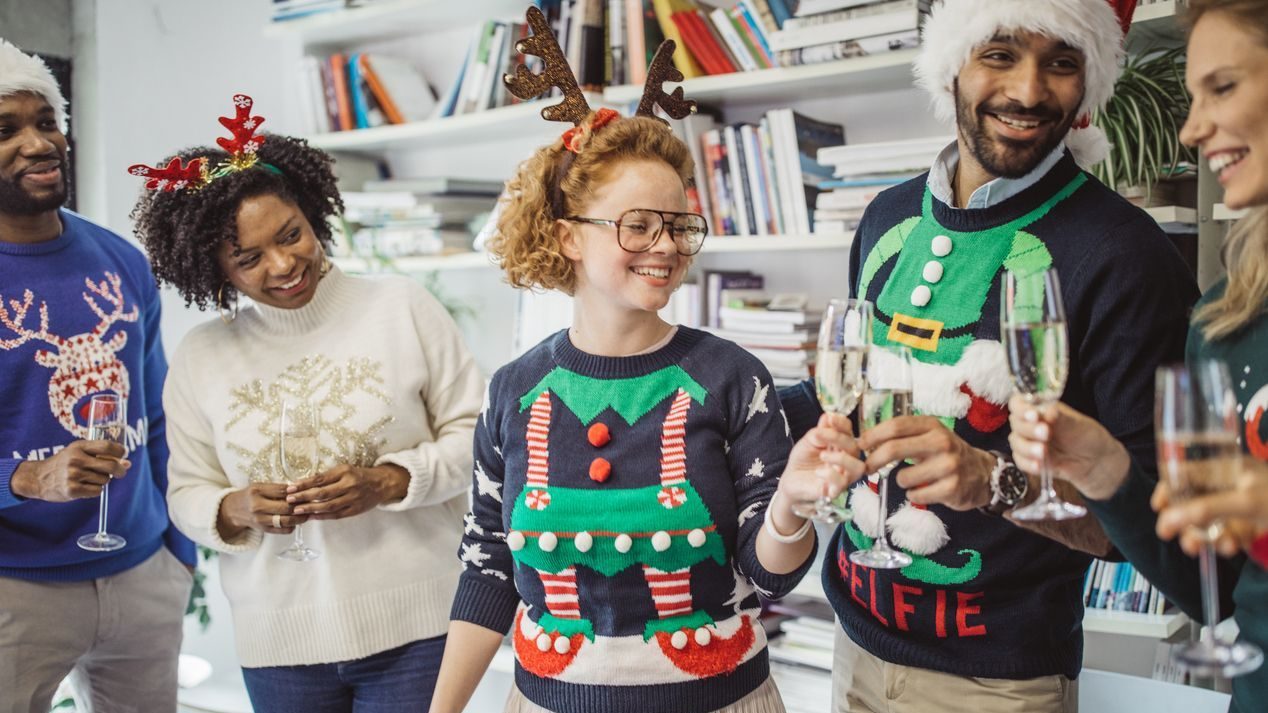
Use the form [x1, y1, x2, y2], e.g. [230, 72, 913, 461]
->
[278, 400, 321, 562]
[850, 345, 914, 569]
[791, 299, 871, 523]
[77, 393, 127, 552]
[1156, 361, 1262, 678]
[1001, 268, 1085, 520]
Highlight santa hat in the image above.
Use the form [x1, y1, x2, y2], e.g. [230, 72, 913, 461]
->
[914, 0, 1137, 168]
[0, 39, 68, 132]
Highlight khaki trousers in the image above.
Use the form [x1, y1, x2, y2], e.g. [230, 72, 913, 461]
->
[0, 547, 193, 713]
[832, 627, 1077, 713]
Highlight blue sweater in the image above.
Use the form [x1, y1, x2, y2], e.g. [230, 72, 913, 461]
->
[782, 153, 1198, 679]
[0, 210, 194, 581]
[452, 327, 812, 713]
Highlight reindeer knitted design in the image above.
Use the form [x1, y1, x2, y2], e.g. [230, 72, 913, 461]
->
[504, 366, 756, 679]
[0, 272, 138, 438]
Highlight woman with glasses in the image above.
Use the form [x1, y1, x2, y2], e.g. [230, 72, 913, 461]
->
[1008, 1, 1268, 710]
[428, 92, 853, 710]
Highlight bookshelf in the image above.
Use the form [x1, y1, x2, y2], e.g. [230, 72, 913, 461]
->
[604, 49, 919, 105]
[261, 0, 524, 48]
[305, 98, 594, 154]
[332, 233, 854, 274]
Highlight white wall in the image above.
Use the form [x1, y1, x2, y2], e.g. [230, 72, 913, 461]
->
[73, 0, 301, 353]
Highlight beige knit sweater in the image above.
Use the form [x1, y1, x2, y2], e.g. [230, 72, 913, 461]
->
[165, 267, 483, 667]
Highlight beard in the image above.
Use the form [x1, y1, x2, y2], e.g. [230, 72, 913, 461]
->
[0, 163, 69, 216]
[954, 80, 1079, 179]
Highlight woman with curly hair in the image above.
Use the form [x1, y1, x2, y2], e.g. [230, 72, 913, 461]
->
[131, 96, 483, 712]
[427, 19, 854, 712]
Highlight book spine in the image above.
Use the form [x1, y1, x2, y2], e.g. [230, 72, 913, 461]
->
[710, 8, 759, 72]
[625, 0, 648, 84]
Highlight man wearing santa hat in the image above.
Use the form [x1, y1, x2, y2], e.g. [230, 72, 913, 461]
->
[781, 1, 1199, 710]
[0, 39, 195, 713]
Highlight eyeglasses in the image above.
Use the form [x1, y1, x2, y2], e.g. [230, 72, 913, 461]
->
[565, 209, 709, 256]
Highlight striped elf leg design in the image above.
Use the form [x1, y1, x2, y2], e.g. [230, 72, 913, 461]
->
[524, 391, 552, 510]
[657, 389, 691, 509]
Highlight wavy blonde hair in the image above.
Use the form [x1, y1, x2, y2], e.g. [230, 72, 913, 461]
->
[1185, 0, 1268, 340]
[491, 113, 694, 295]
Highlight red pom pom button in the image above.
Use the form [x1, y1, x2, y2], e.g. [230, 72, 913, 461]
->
[588, 423, 611, 448]
[589, 458, 611, 483]
[1250, 532, 1268, 570]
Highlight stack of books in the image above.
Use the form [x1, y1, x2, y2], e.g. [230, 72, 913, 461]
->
[768, 0, 929, 67]
[296, 53, 437, 134]
[813, 135, 950, 231]
[702, 286, 820, 387]
[337, 177, 502, 259]
[672, 110, 845, 237]
[1084, 559, 1170, 616]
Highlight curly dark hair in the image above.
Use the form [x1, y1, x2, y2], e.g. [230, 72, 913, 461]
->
[130, 134, 344, 310]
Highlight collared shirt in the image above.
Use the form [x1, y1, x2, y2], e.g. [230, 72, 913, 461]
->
[927, 140, 1067, 210]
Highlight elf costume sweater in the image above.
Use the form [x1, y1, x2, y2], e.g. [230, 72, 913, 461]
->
[1086, 281, 1268, 713]
[452, 327, 812, 713]
[0, 209, 195, 580]
[782, 150, 1198, 679]
[164, 267, 483, 667]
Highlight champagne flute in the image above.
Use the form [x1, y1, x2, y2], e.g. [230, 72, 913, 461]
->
[77, 393, 128, 552]
[791, 298, 871, 523]
[850, 345, 914, 569]
[1157, 361, 1263, 677]
[278, 399, 320, 562]
[1001, 268, 1086, 520]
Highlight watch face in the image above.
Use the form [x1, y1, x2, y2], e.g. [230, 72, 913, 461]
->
[1000, 465, 1029, 503]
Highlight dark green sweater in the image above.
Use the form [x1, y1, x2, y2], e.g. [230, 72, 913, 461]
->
[1087, 280, 1268, 713]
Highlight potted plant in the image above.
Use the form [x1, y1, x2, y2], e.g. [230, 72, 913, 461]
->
[1092, 46, 1196, 201]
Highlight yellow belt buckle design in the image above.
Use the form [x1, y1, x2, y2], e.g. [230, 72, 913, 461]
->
[887, 313, 944, 353]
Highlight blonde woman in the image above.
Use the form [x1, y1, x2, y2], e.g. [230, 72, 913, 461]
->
[1007, 2, 1268, 710]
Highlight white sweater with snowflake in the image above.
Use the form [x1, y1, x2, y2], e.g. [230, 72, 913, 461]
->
[165, 267, 483, 667]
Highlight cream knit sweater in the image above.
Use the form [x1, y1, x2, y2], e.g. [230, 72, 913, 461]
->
[165, 268, 482, 667]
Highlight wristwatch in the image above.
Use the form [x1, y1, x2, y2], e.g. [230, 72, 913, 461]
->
[982, 450, 1029, 516]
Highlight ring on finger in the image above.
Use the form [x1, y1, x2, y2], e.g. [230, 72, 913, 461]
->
[272, 514, 282, 529]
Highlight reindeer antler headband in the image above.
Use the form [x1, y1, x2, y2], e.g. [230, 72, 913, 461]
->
[128, 94, 281, 193]
[503, 5, 696, 153]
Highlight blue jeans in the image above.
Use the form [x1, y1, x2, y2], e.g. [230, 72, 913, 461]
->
[241, 635, 446, 713]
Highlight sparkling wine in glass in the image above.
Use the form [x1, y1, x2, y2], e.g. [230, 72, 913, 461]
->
[77, 393, 128, 552]
[1157, 361, 1263, 678]
[850, 345, 914, 569]
[1001, 268, 1086, 521]
[278, 400, 320, 562]
[792, 298, 871, 523]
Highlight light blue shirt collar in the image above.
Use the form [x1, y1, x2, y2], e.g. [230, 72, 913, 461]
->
[927, 141, 1067, 210]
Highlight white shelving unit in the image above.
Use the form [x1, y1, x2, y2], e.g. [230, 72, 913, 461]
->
[333, 234, 854, 274]
[262, 0, 523, 48]
[306, 98, 587, 154]
[605, 50, 919, 105]
[1144, 205, 1198, 226]
[1213, 203, 1249, 221]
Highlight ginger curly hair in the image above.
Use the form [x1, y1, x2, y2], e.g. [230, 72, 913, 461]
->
[130, 135, 344, 310]
[491, 113, 694, 295]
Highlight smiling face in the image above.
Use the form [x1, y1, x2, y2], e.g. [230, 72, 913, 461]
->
[1180, 11, 1268, 210]
[0, 92, 69, 216]
[954, 31, 1086, 179]
[560, 159, 691, 319]
[217, 193, 325, 310]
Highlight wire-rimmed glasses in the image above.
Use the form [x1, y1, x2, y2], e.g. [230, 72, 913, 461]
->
[565, 208, 709, 255]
